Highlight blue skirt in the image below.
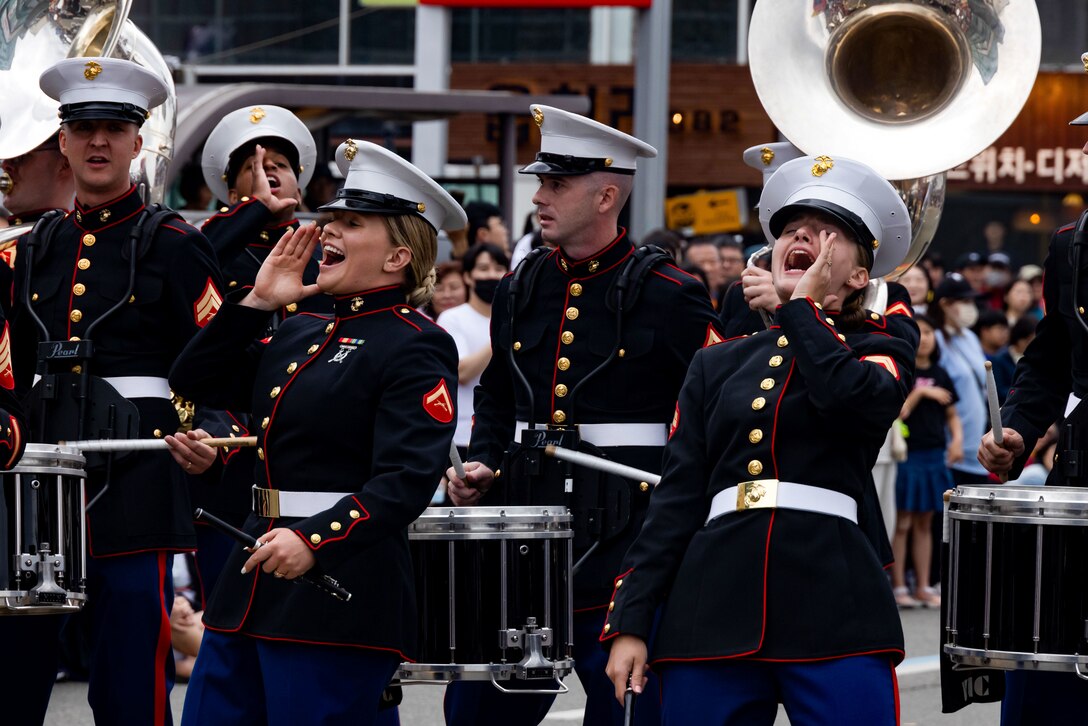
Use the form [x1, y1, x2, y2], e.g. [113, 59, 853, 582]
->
[896, 447, 953, 513]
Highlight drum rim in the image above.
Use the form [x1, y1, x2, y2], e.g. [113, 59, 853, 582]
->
[945, 644, 1088, 671]
[397, 658, 575, 682]
[10, 443, 87, 472]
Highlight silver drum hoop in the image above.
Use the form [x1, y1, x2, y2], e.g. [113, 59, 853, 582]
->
[946, 645, 1088, 673]
[409, 506, 573, 540]
[11, 444, 87, 478]
[949, 485, 1088, 521]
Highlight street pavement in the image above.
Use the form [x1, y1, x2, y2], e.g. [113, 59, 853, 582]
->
[44, 607, 1001, 724]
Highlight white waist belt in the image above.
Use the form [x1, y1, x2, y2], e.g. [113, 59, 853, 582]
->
[31, 374, 171, 400]
[706, 480, 858, 525]
[514, 421, 667, 448]
[252, 486, 344, 518]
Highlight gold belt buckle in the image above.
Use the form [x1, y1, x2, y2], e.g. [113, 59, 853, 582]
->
[736, 479, 779, 511]
[253, 486, 281, 518]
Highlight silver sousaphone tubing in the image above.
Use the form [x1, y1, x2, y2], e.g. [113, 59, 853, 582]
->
[749, 0, 1041, 279]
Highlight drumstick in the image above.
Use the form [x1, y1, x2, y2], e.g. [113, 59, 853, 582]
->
[984, 362, 1008, 483]
[544, 445, 660, 487]
[623, 675, 636, 725]
[449, 441, 466, 480]
[60, 436, 257, 452]
[984, 362, 1003, 446]
[194, 508, 352, 602]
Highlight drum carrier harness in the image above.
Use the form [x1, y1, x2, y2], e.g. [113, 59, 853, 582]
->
[22, 205, 179, 506]
[502, 244, 670, 571]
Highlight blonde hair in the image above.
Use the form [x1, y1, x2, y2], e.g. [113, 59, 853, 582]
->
[383, 213, 439, 307]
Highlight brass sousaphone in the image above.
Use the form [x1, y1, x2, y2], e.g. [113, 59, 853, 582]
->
[748, 0, 1042, 281]
[0, 0, 176, 213]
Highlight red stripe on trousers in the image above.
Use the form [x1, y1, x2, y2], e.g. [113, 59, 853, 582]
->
[154, 552, 171, 723]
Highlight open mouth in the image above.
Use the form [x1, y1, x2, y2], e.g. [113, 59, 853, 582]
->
[86, 155, 109, 168]
[320, 243, 345, 267]
[784, 248, 816, 273]
[267, 175, 281, 191]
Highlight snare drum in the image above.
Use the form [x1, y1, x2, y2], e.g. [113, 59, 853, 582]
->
[0, 444, 87, 614]
[400, 506, 574, 689]
[945, 485, 1088, 673]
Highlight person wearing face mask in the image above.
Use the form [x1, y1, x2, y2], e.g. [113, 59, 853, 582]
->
[931, 273, 990, 485]
[436, 241, 510, 456]
[603, 154, 916, 724]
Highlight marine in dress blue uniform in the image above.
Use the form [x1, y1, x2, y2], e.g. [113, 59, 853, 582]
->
[604, 155, 917, 725]
[6, 57, 225, 724]
[976, 52, 1088, 723]
[192, 105, 329, 600]
[172, 139, 464, 726]
[444, 105, 721, 726]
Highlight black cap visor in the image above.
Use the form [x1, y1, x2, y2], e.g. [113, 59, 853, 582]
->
[59, 102, 146, 126]
[226, 137, 301, 188]
[769, 199, 877, 270]
[318, 188, 434, 231]
[519, 152, 635, 176]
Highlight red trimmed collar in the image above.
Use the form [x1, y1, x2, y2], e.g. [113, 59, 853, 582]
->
[73, 185, 143, 232]
[555, 228, 632, 278]
[332, 285, 405, 318]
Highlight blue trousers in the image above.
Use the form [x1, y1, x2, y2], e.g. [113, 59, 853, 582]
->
[658, 655, 899, 726]
[1002, 671, 1088, 725]
[443, 608, 662, 726]
[86, 551, 177, 725]
[183, 629, 400, 726]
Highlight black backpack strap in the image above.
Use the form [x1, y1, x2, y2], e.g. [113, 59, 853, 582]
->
[27, 209, 67, 265]
[607, 244, 670, 313]
[510, 245, 552, 316]
[122, 203, 183, 262]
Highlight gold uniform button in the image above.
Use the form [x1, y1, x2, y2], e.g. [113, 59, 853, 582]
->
[513, 342, 522, 351]
[618, 349, 626, 358]
[286, 303, 298, 313]
[752, 397, 766, 411]
[760, 378, 775, 391]
[325, 323, 334, 334]
[241, 196, 251, 202]
[565, 307, 579, 321]
[555, 384, 568, 397]
[73, 283, 86, 296]
[777, 335, 788, 348]
[769, 355, 783, 368]
[570, 283, 583, 296]
[330, 521, 342, 532]
[70, 310, 82, 323]
[871, 312, 881, 320]
[286, 362, 297, 374]
[1081, 307, 1086, 315]
[229, 281, 238, 288]
[748, 460, 764, 476]
[609, 601, 615, 612]
[257, 448, 265, 460]
[310, 534, 321, 545]
[231, 425, 240, 432]
[69, 336, 80, 342]
[749, 429, 763, 444]
[153, 429, 162, 438]
[827, 318, 835, 326]
[557, 357, 570, 371]
[71, 365, 82, 374]
[307, 344, 319, 355]
[552, 410, 567, 424]
[261, 417, 270, 429]
[639, 482, 650, 492]
[561, 331, 574, 345]
[129, 295, 135, 303]
[814, 302, 822, 310]
[270, 386, 281, 398]
[81, 234, 95, 246]
[349, 510, 361, 519]
[219, 206, 229, 213]
[78, 258, 91, 270]
[30, 293, 38, 302]
[838, 334, 846, 341]
[615, 579, 623, 588]
[603, 623, 610, 633]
